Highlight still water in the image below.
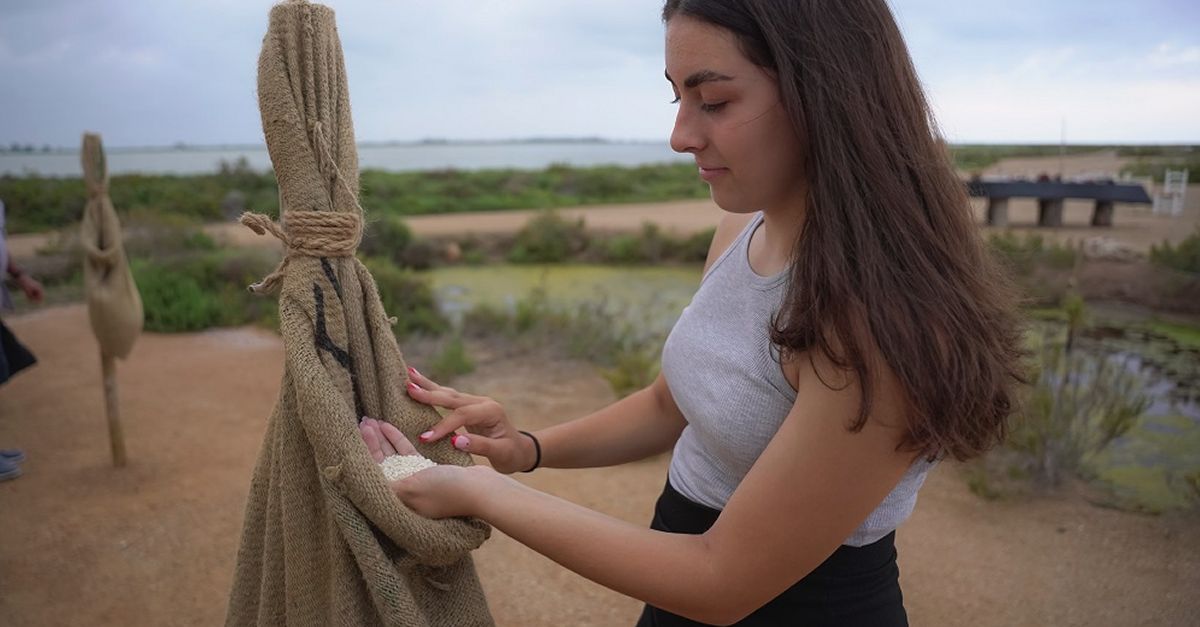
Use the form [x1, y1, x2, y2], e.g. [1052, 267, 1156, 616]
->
[0, 141, 692, 177]
[425, 263, 701, 336]
[423, 263, 1200, 511]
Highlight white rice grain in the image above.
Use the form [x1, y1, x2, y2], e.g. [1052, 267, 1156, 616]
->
[379, 454, 437, 481]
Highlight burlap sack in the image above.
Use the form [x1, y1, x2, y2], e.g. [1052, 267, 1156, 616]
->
[80, 133, 142, 360]
[225, 2, 493, 625]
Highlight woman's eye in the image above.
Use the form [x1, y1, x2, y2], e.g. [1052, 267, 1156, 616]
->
[700, 102, 727, 113]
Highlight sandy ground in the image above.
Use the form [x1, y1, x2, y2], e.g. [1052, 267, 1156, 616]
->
[1, 305, 1198, 627]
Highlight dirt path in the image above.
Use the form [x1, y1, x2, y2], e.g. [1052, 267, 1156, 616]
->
[1, 305, 1197, 626]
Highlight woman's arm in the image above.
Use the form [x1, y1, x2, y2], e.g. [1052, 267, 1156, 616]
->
[535, 372, 686, 468]
[407, 369, 687, 470]
[392, 346, 918, 625]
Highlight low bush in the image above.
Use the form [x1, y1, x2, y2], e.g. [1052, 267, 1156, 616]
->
[427, 334, 475, 381]
[507, 211, 589, 263]
[362, 257, 449, 339]
[131, 248, 280, 332]
[461, 288, 663, 397]
[987, 231, 1077, 276]
[1149, 228, 1200, 274]
[133, 261, 224, 332]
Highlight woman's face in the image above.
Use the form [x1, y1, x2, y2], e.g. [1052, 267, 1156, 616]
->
[665, 15, 807, 214]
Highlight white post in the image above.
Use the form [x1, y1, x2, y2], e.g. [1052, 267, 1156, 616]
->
[1156, 169, 1188, 217]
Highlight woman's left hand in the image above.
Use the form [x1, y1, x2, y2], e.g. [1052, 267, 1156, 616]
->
[359, 417, 503, 519]
[390, 463, 500, 519]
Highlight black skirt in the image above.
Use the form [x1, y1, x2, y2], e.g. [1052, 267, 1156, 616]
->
[0, 318, 36, 385]
[636, 479, 908, 627]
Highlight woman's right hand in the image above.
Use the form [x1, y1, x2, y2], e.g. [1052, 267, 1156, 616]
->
[406, 366, 538, 474]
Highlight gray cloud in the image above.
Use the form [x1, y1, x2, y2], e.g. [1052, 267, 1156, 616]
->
[1, 0, 1197, 147]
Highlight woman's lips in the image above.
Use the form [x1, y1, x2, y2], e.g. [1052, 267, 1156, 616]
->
[698, 166, 728, 182]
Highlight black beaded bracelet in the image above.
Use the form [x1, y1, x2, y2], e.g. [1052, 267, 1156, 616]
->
[517, 430, 541, 473]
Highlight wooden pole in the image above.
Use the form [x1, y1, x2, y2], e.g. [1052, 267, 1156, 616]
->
[986, 197, 1009, 227]
[101, 353, 127, 467]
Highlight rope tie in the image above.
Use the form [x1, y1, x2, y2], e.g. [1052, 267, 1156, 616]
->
[86, 182, 108, 199]
[239, 210, 363, 294]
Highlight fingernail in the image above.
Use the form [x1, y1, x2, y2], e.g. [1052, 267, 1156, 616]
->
[412, 367, 422, 378]
[419, 431, 434, 442]
[453, 435, 470, 451]
[407, 381, 419, 392]
[408, 366, 416, 376]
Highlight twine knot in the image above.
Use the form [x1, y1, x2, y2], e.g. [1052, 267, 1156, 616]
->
[86, 182, 108, 199]
[239, 210, 363, 294]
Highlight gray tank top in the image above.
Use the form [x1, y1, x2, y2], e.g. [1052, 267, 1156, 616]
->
[662, 212, 935, 547]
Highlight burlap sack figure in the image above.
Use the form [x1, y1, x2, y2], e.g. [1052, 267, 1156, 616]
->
[225, 2, 493, 625]
[79, 132, 142, 357]
[80, 133, 143, 360]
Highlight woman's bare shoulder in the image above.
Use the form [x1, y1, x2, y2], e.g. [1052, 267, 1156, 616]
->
[702, 211, 757, 275]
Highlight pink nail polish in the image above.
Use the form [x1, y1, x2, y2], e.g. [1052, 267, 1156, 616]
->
[419, 431, 434, 442]
[453, 435, 470, 451]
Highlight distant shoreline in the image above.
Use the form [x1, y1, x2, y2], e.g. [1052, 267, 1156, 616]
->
[2, 141, 1197, 156]
[0, 137, 665, 155]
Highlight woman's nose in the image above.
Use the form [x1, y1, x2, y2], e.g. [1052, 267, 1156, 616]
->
[669, 107, 704, 154]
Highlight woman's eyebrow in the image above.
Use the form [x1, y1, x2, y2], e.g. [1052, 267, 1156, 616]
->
[664, 69, 735, 88]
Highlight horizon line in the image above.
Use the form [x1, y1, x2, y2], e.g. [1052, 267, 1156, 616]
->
[1, 138, 1198, 154]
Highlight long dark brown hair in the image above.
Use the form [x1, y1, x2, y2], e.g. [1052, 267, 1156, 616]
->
[663, 0, 1027, 461]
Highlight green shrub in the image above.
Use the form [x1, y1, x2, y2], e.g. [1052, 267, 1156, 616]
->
[987, 231, 1077, 276]
[678, 228, 716, 263]
[636, 223, 668, 263]
[1149, 228, 1200, 274]
[600, 234, 643, 263]
[133, 260, 224, 332]
[602, 347, 660, 398]
[461, 288, 666, 397]
[396, 239, 439, 271]
[964, 462, 1003, 500]
[2, 161, 715, 235]
[512, 286, 556, 333]
[594, 223, 680, 264]
[122, 208, 218, 260]
[131, 249, 280, 332]
[0, 164, 280, 234]
[1119, 152, 1200, 183]
[359, 216, 442, 270]
[359, 215, 413, 260]
[428, 334, 475, 381]
[1009, 324, 1150, 487]
[507, 211, 589, 263]
[462, 301, 515, 337]
[362, 257, 448, 338]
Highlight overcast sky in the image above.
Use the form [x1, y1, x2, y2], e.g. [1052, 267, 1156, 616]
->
[2, 0, 1198, 148]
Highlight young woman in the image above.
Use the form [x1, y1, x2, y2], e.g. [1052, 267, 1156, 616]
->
[360, 1, 1025, 624]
